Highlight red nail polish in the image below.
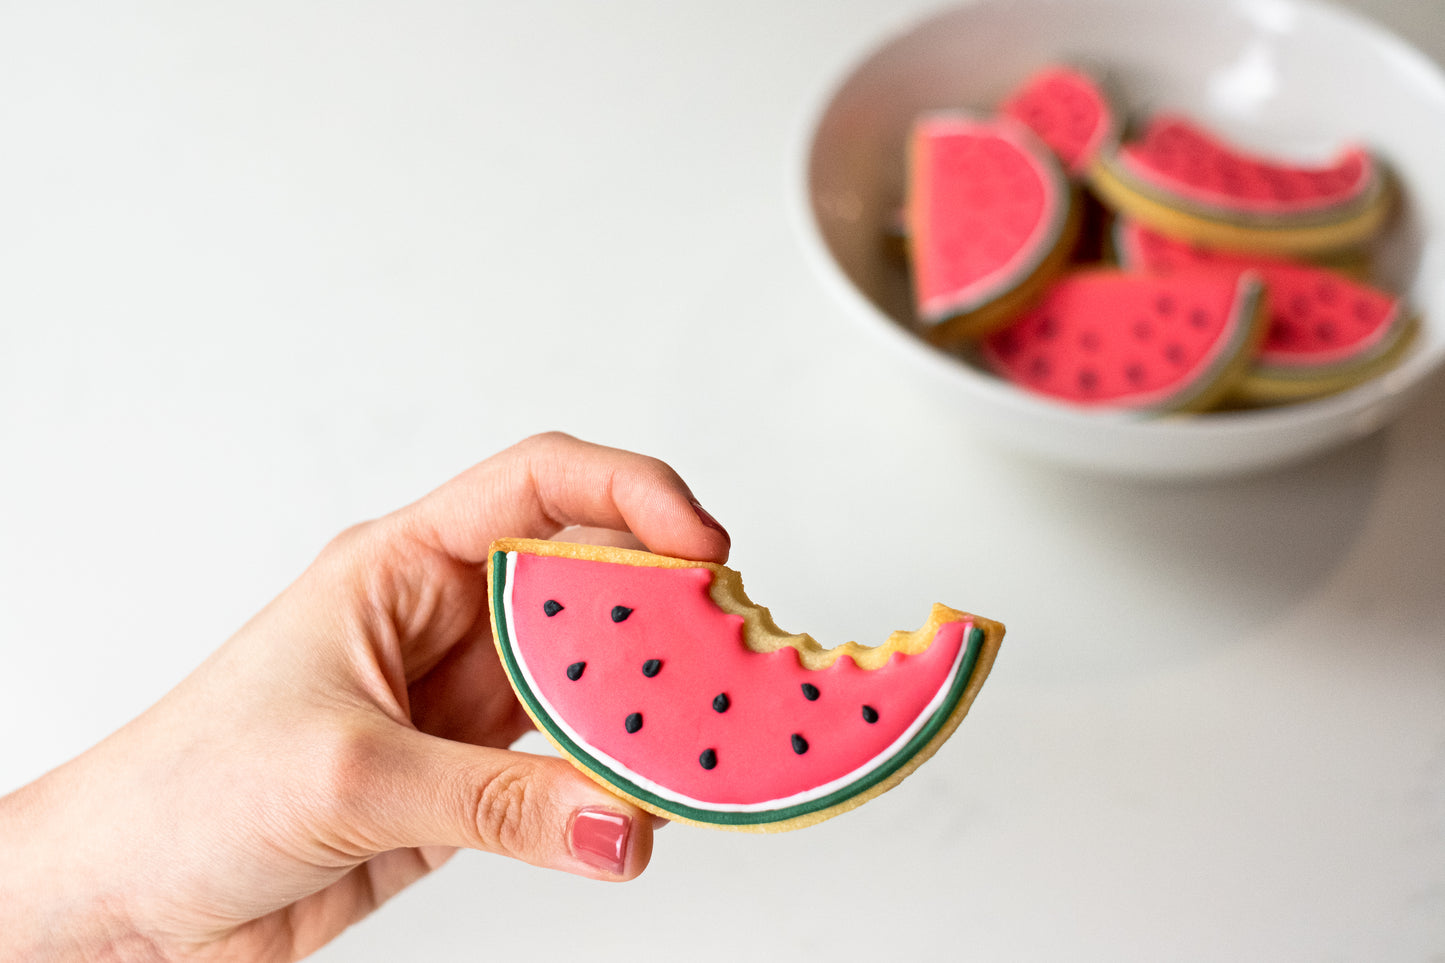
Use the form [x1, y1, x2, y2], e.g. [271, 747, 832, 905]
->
[690, 500, 730, 545]
[571, 807, 631, 875]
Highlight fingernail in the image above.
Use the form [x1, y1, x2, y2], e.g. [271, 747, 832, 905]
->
[690, 499, 730, 545]
[571, 807, 631, 876]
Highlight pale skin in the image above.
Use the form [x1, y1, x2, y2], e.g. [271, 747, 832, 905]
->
[0, 432, 732, 962]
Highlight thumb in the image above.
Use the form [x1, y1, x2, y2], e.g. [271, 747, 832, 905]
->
[341, 725, 654, 880]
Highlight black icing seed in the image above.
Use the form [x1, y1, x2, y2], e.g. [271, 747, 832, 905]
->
[712, 693, 730, 713]
[801, 683, 820, 701]
[699, 748, 718, 770]
[611, 605, 633, 623]
[791, 734, 809, 755]
[566, 661, 586, 681]
[625, 712, 643, 734]
[861, 705, 879, 724]
[642, 659, 662, 678]
[543, 600, 564, 617]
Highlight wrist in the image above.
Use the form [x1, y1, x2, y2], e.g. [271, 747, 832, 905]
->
[0, 767, 163, 963]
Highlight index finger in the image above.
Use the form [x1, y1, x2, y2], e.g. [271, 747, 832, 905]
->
[400, 432, 731, 566]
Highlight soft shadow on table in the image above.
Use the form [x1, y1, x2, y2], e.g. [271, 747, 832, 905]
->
[986, 369, 1445, 680]
[1304, 368, 1445, 649]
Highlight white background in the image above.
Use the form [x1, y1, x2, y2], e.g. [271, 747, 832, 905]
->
[2, 1, 1442, 960]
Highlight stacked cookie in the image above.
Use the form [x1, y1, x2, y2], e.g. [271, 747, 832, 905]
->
[902, 64, 1418, 414]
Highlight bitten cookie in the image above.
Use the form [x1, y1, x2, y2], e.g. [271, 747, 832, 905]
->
[1114, 219, 1419, 404]
[906, 111, 1080, 344]
[1089, 113, 1393, 256]
[980, 267, 1267, 413]
[487, 538, 1004, 833]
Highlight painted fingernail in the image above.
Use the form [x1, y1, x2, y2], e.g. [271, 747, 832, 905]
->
[571, 807, 631, 876]
[690, 499, 730, 545]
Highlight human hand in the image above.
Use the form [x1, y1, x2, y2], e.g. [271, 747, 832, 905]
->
[0, 432, 731, 962]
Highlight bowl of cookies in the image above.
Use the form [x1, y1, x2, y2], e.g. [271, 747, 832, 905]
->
[796, 0, 1445, 478]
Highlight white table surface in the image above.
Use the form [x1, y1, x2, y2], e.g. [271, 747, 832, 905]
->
[2, 1, 1442, 960]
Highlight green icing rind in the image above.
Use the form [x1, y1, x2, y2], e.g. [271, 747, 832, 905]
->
[489, 550, 985, 827]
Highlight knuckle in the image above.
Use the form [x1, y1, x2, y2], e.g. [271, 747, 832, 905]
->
[517, 430, 576, 454]
[312, 723, 385, 804]
[621, 455, 687, 506]
[302, 722, 393, 848]
[638, 455, 683, 489]
[466, 761, 543, 859]
[322, 520, 373, 556]
[313, 521, 388, 587]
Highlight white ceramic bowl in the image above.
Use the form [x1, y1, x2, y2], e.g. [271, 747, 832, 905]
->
[797, 0, 1445, 479]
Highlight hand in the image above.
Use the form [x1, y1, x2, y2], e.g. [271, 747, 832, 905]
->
[0, 432, 732, 962]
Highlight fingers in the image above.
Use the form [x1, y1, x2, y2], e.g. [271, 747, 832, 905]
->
[551, 525, 648, 551]
[403, 432, 730, 565]
[336, 724, 655, 881]
[310, 434, 714, 878]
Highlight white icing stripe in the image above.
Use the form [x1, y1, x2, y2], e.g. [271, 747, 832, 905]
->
[502, 552, 971, 814]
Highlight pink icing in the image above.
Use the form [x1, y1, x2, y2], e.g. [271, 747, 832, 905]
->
[1117, 221, 1404, 367]
[506, 553, 968, 806]
[1000, 65, 1113, 176]
[981, 269, 1258, 409]
[1119, 114, 1373, 216]
[908, 113, 1066, 323]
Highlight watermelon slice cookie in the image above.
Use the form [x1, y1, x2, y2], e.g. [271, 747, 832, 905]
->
[999, 64, 1119, 177]
[980, 268, 1267, 413]
[1114, 220, 1420, 404]
[999, 64, 1119, 264]
[1090, 114, 1393, 256]
[488, 539, 1003, 832]
[906, 111, 1080, 345]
